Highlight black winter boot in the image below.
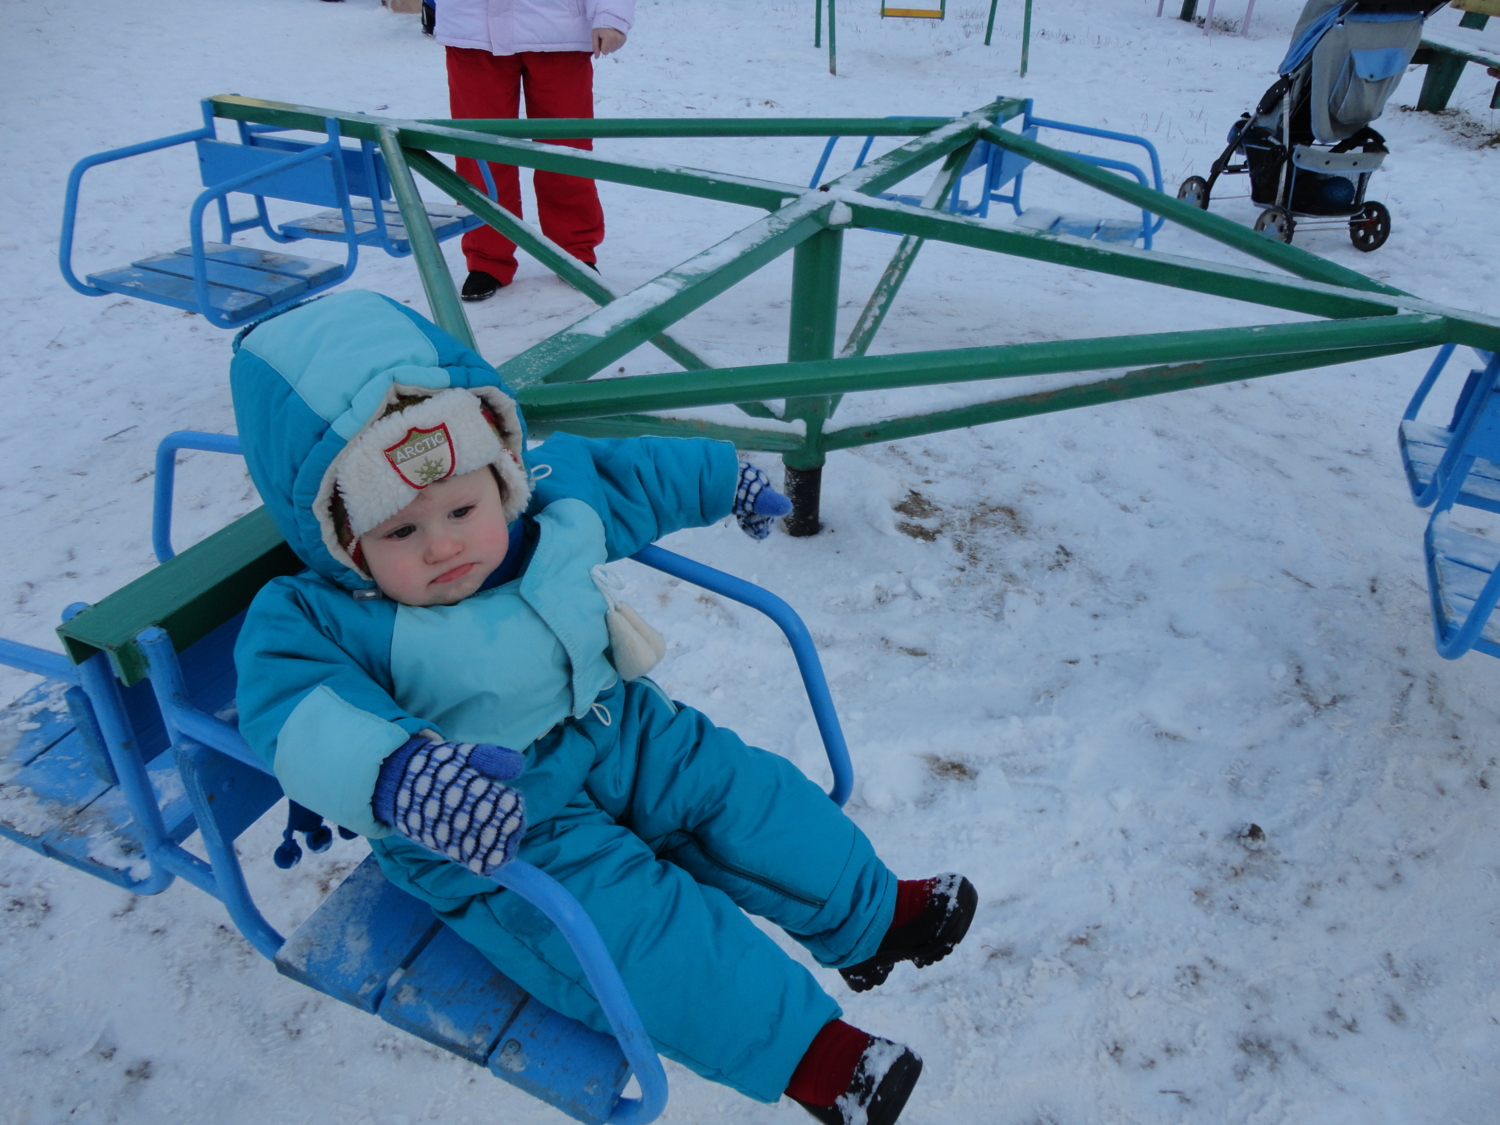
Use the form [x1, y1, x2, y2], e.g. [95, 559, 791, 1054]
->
[840, 873, 977, 992]
[792, 1037, 923, 1125]
[461, 270, 505, 301]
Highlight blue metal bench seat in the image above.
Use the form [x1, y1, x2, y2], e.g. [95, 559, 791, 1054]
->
[61, 102, 484, 328]
[276, 855, 635, 1123]
[809, 101, 1166, 248]
[85, 242, 344, 323]
[279, 200, 479, 253]
[1427, 516, 1500, 659]
[1418, 355, 1500, 661]
[1398, 344, 1500, 512]
[1399, 418, 1500, 512]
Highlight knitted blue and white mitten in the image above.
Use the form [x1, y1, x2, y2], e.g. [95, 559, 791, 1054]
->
[372, 737, 526, 877]
[734, 460, 794, 540]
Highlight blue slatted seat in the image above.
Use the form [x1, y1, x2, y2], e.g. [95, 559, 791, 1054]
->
[809, 101, 1165, 248]
[279, 200, 479, 253]
[61, 103, 483, 328]
[1423, 373, 1500, 661]
[1399, 344, 1500, 512]
[0, 677, 197, 888]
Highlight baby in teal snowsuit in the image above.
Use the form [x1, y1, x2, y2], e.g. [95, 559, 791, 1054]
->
[230, 291, 975, 1125]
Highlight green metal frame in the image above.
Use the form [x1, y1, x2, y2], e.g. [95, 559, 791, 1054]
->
[203, 93, 1500, 530]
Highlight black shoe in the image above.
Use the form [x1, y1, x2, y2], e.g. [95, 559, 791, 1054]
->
[793, 1039, 923, 1125]
[461, 270, 504, 301]
[840, 874, 977, 993]
[420, 0, 434, 34]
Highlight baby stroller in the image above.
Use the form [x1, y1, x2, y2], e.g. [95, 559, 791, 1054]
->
[1177, 0, 1446, 251]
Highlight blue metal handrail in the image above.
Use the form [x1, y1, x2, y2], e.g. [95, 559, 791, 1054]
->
[153, 431, 245, 562]
[59, 120, 217, 296]
[630, 543, 854, 807]
[491, 862, 671, 1125]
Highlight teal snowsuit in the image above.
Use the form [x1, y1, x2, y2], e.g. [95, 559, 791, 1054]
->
[229, 291, 897, 1101]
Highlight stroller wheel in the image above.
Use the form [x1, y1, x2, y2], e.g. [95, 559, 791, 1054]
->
[1254, 206, 1295, 244]
[1177, 176, 1211, 210]
[1348, 201, 1391, 252]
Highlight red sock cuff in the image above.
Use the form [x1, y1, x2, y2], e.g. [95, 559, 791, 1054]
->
[892, 877, 937, 931]
[785, 1019, 873, 1107]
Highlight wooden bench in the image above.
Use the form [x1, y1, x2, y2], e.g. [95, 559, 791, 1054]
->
[1413, 26, 1500, 111]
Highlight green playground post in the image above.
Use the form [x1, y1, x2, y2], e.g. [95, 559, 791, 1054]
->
[1021, 0, 1033, 76]
[815, 0, 822, 47]
[376, 127, 475, 351]
[828, 0, 838, 75]
[984, 0, 999, 46]
[1179, 0, 1199, 21]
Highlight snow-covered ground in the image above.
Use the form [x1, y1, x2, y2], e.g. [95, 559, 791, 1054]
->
[3, 1, 1499, 1123]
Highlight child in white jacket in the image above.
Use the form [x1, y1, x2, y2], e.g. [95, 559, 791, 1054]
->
[434, 0, 635, 299]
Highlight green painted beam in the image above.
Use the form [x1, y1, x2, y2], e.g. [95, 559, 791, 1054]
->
[56, 508, 300, 686]
[819, 341, 1431, 450]
[378, 129, 476, 351]
[783, 226, 845, 471]
[411, 116, 952, 139]
[517, 314, 1446, 421]
[405, 148, 718, 375]
[208, 97, 805, 212]
[496, 201, 831, 388]
[534, 414, 806, 450]
[977, 123, 1408, 297]
[838, 195, 1407, 321]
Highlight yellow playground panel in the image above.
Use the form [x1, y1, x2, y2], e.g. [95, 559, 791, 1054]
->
[882, 1, 946, 17]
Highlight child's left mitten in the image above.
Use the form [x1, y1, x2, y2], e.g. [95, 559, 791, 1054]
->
[372, 737, 526, 877]
[734, 460, 794, 540]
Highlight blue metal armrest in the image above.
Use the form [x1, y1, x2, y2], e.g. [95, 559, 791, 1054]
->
[60, 120, 217, 296]
[630, 544, 853, 806]
[187, 115, 359, 327]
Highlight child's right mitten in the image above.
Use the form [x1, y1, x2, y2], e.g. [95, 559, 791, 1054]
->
[372, 737, 526, 877]
[734, 460, 794, 540]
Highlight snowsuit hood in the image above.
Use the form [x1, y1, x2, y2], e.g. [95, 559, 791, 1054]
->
[229, 290, 529, 591]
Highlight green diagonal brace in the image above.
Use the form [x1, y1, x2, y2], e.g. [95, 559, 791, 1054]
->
[841, 141, 978, 360]
[839, 196, 1407, 321]
[518, 314, 1446, 421]
[819, 341, 1431, 450]
[497, 202, 831, 388]
[208, 97, 805, 212]
[977, 123, 1407, 296]
[377, 129, 475, 351]
[405, 147, 718, 376]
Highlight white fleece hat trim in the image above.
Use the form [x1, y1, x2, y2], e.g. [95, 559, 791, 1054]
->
[315, 384, 532, 575]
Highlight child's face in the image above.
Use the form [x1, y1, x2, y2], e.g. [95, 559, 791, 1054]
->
[359, 467, 510, 606]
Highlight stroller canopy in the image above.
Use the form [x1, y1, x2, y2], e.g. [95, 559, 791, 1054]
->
[1276, 0, 1437, 142]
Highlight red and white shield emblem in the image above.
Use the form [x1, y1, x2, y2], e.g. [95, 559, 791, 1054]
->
[384, 423, 456, 489]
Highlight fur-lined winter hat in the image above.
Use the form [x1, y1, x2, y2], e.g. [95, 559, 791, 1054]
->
[230, 290, 534, 589]
[319, 383, 532, 574]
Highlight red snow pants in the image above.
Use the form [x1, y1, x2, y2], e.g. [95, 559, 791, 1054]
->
[446, 46, 604, 283]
